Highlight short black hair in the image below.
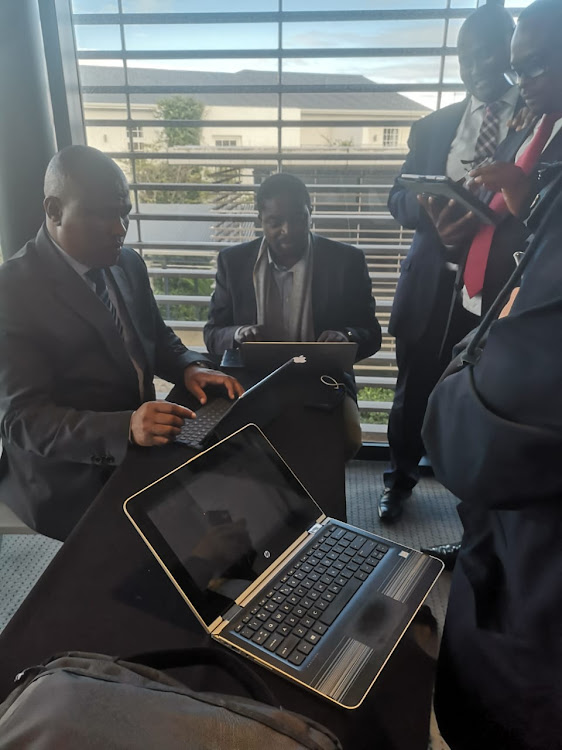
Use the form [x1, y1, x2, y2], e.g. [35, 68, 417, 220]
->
[44, 145, 126, 199]
[458, 2, 515, 48]
[256, 173, 312, 214]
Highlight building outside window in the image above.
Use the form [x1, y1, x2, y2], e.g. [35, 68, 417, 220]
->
[383, 128, 400, 149]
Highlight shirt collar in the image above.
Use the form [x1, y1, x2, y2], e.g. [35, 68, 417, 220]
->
[469, 84, 519, 114]
[267, 233, 312, 272]
[46, 230, 92, 279]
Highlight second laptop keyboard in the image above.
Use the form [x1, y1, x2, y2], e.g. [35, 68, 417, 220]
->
[231, 524, 389, 666]
[175, 397, 233, 449]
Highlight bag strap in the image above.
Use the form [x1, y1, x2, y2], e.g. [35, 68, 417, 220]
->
[125, 647, 279, 707]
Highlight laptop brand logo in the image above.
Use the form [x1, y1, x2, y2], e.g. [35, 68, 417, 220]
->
[264, 550, 271, 558]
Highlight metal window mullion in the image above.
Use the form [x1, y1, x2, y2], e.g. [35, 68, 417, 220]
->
[436, 0, 452, 111]
[128, 183, 394, 192]
[117, 1, 142, 256]
[82, 83, 465, 94]
[72, 9, 520, 25]
[105, 150, 407, 161]
[86, 119, 426, 129]
[77, 47, 457, 60]
[277, 0, 283, 174]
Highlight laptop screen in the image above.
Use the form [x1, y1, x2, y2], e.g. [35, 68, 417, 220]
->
[124, 425, 323, 628]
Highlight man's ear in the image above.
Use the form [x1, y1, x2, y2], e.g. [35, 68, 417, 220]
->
[44, 196, 63, 225]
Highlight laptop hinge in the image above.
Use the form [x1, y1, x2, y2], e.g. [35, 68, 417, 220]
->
[307, 522, 324, 535]
[223, 603, 244, 623]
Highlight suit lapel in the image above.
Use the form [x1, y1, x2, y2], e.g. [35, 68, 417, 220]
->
[35, 227, 140, 388]
[311, 236, 330, 337]
[108, 263, 153, 371]
[539, 126, 562, 164]
[242, 241, 260, 323]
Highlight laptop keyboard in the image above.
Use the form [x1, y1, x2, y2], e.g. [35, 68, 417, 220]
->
[231, 524, 389, 666]
[175, 397, 233, 448]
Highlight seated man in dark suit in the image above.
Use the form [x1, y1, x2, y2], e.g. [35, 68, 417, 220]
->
[0, 145, 243, 541]
[203, 172, 382, 457]
[422, 2, 562, 747]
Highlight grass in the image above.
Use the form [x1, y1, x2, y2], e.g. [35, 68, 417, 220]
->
[357, 386, 394, 425]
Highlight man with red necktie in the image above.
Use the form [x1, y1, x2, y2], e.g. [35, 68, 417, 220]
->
[420, 0, 562, 568]
[423, 2, 562, 747]
[382, 3, 524, 525]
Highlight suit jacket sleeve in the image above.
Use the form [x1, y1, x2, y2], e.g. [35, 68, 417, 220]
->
[387, 119, 432, 231]
[0, 295, 132, 465]
[422, 217, 562, 510]
[203, 251, 240, 355]
[341, 247, 382, 360]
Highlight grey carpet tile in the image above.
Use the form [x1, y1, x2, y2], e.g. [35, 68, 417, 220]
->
[345, 460, 462, 633]
[0, 534, 61, 633]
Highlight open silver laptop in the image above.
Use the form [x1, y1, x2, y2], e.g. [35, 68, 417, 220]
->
[124, 424, 443, 709]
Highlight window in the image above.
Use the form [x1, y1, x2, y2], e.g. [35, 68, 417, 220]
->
[215, 139, 239, 148]
[383, 128, 400, 149]
[68, 1, 531, 439]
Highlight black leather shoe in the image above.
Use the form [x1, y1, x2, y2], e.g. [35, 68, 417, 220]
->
[421, 542, 461, 571]
[378, 487, 411, 523]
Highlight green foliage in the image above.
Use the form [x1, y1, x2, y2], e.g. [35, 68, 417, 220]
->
[155, 95, 205, 148]
[357, 385, 393, 425]
[152, 275, 213, 321]
[135, 159, 205, 204]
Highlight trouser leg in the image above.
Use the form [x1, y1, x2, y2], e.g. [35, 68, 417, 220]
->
[385, 297, 477, 491]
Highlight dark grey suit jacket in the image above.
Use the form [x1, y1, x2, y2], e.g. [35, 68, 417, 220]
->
[422, 176, 562, 748]
[203, 234, 381, 362]
[0, 226, 202, 540]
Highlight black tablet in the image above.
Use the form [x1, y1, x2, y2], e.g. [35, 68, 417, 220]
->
[397, 173, 499, 226]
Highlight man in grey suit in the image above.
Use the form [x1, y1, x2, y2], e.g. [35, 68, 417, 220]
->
[0, 145, 242, 540]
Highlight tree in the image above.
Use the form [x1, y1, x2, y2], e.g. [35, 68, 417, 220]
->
[155, 95, 205, 148]
[134, 159, 204, 204]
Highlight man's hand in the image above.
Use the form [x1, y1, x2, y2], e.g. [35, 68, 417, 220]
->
[317, 330, 349, 343]
[418, 195, 478, 247]
[468, 162, 531, 217]
[507, 106, 538, 133]
[183, 364, 244, 405]
[235, 325, 266, 344]
[130, 401, 194, 447]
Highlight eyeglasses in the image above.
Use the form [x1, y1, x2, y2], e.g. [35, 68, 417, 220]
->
[505, 59, 548, 85]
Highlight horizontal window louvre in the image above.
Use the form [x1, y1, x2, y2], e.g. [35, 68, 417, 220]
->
[71, 1, 529, 440]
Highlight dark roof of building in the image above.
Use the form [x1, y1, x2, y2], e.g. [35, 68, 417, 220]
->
[80, 66, 430, 113]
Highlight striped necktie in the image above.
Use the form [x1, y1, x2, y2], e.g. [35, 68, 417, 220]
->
[473, 101, 502, 164]
[87, 268, 124, 338]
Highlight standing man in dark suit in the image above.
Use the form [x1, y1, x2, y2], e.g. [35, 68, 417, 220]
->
[203, 172, 381, 457]
[0, 145, 242, 541]
[422, 3, 562, 746]
[380, 3, 520, 523]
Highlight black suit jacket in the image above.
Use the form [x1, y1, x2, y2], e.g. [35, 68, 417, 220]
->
[387, 96, 549, 346]
[203, 234, 381, 362]
[422, 178, 562, 747]
[0, 226, 202, 540]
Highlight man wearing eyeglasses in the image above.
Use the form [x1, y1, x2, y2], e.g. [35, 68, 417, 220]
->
[423, 1, 562, 747]
[381, 3, 522, 525]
